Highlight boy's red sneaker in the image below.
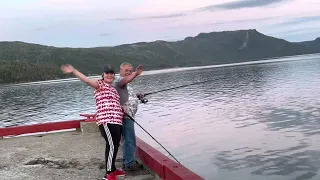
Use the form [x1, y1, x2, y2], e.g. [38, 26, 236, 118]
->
[103, 173, 117, 180]
[113, 169, 126, 177]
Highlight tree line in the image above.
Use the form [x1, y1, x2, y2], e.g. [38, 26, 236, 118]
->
[0, 61, 71, 84]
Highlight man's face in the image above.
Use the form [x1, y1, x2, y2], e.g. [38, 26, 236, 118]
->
[120, 65, 133, 77]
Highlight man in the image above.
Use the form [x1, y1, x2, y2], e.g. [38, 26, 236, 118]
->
[113, 62, 143, 171]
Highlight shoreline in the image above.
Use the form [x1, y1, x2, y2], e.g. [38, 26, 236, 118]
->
[2, 52, 320, 87]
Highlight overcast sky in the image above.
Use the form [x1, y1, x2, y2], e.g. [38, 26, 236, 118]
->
[1, 0, 320, 47]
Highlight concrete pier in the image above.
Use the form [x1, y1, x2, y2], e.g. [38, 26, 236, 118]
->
[0, 130, 156, 180]
[0, 117, 204, 180]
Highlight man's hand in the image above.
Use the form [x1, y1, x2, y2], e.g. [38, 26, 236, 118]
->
[118, 64, 143, 86]
[135, 65, 143, 76]
[121, 105, 128, 114]
[136, 93, 144, 100]
[60, 64, 74, 74]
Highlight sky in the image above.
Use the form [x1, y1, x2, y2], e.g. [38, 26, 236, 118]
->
[1, 0, 320, 47]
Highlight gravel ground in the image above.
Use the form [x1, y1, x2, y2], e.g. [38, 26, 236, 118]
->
[0, 131, 155, 180]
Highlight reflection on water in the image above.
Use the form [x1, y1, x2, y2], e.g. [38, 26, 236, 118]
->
[215, 141, 320, 180]
[0, 82, 96, 126]
[1, 54, 320, 180]
[262, 108, 320, 136]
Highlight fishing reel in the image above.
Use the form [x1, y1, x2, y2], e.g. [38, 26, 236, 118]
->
[137, 94, 148, 104]
[140, 97, 148, 104]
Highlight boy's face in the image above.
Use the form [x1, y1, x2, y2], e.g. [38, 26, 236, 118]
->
[103, 72, 115, 83]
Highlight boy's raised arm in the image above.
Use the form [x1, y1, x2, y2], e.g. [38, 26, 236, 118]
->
[61, 64, 99, 89]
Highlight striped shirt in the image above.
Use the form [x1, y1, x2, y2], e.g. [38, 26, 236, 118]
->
[94, 80, 123, 125]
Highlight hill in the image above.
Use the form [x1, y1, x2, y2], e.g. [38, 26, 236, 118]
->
[0, 29, 319, 84]
[297, 37, 320, 53]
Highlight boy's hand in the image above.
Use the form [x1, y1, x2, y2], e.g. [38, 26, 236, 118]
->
[61, 64, 74, 74]
[135, 65, 143, 76]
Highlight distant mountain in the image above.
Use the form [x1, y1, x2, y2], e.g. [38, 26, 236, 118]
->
[0, 29, 319, 84]
[297, 37, 320, 53]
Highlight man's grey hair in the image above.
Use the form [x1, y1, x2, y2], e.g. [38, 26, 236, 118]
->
[120, 62, 132, 69]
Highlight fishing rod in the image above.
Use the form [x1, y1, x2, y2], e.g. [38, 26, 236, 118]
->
[145, 79, 214, 96]
[124, 113, 181, 164]
[138, 79, 215, 103]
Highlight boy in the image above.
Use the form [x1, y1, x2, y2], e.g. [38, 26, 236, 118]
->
[60, 64, 125, 180]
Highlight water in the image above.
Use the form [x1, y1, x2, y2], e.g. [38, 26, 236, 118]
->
[1, 54, 320, 180]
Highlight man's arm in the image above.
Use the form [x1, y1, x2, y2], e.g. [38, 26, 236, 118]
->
[61, 64, 99, 89]
[118, 65, 143, 87]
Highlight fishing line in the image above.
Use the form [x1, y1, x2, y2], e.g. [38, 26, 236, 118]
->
[124, 113, 181, 164]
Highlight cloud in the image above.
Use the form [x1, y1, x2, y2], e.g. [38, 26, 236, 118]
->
[197, 0, 290, 11]
[268, 27, 320, 36]
[35, 27, 47, 32]
[275, 15, 320, 26]
[111, 13, 188, 21]
[99, 33, 110, 37]
[261, 15, 320, 35]
[168, 16, 278, 29]
[209, 17, 276, 25]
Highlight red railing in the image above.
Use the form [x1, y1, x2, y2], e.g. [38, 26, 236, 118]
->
[0, 119, 85, 137]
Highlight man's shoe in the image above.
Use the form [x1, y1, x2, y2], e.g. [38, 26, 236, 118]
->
[123, 161, 143, 171]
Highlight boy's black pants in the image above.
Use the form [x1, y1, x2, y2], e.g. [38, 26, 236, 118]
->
[99, 123, 122, 174]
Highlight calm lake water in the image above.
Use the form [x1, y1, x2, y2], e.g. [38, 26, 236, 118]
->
[1, 54, 320, 180]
